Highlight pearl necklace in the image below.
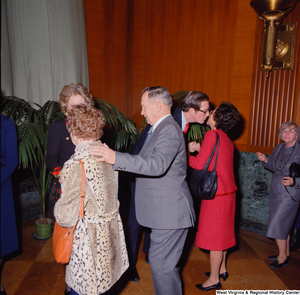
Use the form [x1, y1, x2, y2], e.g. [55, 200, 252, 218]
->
[274, 143, 296, 172]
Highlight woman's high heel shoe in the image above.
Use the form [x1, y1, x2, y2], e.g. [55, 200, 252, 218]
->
[205, 271, 229, 281]
[196, 282, 222, 291]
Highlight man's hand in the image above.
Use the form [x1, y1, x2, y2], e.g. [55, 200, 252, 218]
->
[188, 141, 201, 153]
[90, 143, 116, 165]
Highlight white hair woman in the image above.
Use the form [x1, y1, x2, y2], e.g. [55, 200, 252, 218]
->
[257, 121, 300, 269]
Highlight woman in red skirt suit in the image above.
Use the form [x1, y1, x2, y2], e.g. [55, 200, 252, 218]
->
[188, 102, 240, 291]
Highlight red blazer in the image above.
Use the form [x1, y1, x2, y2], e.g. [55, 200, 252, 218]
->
[189, 129, 237, 196]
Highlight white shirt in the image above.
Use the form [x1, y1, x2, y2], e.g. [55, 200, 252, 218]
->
[181, 110, 188, 132]
[152, 114, 171, 132]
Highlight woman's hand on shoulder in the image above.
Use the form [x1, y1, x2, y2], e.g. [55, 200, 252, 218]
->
[256, 152, 268, 163]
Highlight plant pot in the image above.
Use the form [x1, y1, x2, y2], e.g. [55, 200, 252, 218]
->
[34, 218, 53, 240]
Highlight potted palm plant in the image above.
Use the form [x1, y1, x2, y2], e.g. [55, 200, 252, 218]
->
[1, 96, 138, 239]
[1, 90, 208, 239]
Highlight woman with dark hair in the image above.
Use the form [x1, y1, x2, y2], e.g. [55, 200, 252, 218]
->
[46, 83, 95, 294]
[257, 121, 300, 270]
[54, 105, 129, 295]
[188, 102, 240, 291]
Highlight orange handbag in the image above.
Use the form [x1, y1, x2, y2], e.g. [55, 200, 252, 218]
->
[52, 159, 85, 264]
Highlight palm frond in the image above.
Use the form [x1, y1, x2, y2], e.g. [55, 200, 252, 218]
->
[1, 96, 31, 124]
[171, 90, 189, 104]
[187, 124, 211, 144]
[94, 97, 138, 150]
[37, 100, 63, 126]
[1, 95, 143, 221]
[94, 97, 137, 134]
[17, 123, 45, 169]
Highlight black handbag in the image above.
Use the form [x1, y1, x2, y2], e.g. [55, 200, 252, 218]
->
[289, 162, 300, 179]
[285, 162, 300, 204]
[188, 133, 220, 200]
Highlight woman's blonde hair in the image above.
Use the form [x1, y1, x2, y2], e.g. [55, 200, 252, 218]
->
[59, 83, 94, 114]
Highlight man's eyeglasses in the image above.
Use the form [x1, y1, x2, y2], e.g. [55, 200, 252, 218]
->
[198, 109, 210, 114]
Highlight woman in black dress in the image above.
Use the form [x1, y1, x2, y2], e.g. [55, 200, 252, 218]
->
[46, 82, 94, 294]
[46, 83, 94, 200]
[256, 121, 300, 270]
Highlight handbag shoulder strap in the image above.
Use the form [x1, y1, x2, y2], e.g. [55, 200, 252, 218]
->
[202, 132, 220, 171]
[212, 133, 220, 171]
[77, 159, 85, 218]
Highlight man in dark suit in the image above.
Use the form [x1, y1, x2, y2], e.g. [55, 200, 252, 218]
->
[126, 91, 210, 282]
[90, 86, 195, 295]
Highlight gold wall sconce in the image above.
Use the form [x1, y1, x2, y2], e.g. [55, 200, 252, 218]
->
[250, 0, 299, 78]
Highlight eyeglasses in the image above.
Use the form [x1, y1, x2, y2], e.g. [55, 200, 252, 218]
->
[198, 109, 210, 114]
[282, 128, 296, 133]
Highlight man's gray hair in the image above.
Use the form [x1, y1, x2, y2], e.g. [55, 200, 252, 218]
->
[142, 86, 173, 108]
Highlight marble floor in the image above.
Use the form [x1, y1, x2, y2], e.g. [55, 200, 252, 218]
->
[2, 220, 300, 295]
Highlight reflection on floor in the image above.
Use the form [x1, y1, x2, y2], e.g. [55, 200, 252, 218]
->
[2, 219, 300, 295]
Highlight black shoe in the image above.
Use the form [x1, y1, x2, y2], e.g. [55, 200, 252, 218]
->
[270, 258, 289, 270]
[268, 255, 291, 262]
[205, 271, 228, 281]
[145, 254, 149, 264]
[128, 267, 140, 282]
[196, 282, 222, 291]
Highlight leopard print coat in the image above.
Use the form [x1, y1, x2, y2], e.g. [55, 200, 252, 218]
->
[54, 141, 129, 295]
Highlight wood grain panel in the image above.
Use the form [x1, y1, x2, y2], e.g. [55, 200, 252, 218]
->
[85, 0, 299, 153]
[248, 4, 300, 155]
[84, 0, 128, 115]
[130, 0, 257, 151]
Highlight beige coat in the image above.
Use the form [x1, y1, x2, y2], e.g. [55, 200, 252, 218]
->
[54, 141, 129, 295]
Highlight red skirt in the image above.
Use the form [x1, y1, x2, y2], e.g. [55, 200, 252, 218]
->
[195, 193, 236, 251]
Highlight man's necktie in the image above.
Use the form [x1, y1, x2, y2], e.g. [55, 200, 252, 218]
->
[145, 126, 153, 142]
[183, 123, 189, 135]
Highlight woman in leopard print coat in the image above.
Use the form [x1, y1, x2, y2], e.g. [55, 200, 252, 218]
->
[54, 105, 129, 295]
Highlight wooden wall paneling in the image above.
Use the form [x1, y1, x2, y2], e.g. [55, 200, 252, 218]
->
[84, 0, 300, 152]
[248, 4, 300, 155]
[85, 0, 296, 153]
[228, 1, 257, 151]
[130, 0, 257, 148]
[291, 41, 300, 126]
[84, 0, 128, 115]
[129, 0, 147, 124]
[125, 0, 134, 119]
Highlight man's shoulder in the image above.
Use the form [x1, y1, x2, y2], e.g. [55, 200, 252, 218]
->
[157, 115, 182, 135]
[160, 114, 178, 126]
